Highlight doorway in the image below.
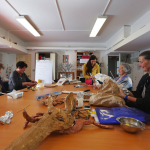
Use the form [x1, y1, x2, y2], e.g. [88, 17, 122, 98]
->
[108, 56, 119, 79]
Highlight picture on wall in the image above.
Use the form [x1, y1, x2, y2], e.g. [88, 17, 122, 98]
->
[63, 55, 69, 63]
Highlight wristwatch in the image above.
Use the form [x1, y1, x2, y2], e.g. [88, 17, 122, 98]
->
[124, 95, 128, 101]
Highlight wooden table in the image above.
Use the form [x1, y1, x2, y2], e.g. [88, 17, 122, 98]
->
[0, 84, 150, 150]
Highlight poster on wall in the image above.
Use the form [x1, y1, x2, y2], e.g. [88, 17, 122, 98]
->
[63, 55, 69, 63]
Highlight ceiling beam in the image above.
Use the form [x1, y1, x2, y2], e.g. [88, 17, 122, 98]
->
[54, 0, 65, 30]
[26, 46, 107, 51]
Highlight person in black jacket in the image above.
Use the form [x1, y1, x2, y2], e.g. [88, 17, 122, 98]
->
[120, 51, 150, 114]
[8, 61, 37, 92]
[0, 63, 7, 93]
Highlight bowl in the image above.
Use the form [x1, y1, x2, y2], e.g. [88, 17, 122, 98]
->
[116, 117, 145, 133]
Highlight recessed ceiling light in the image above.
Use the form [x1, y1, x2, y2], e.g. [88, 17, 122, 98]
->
[16, 16, 40, 37]
[90, 16, 107, 37]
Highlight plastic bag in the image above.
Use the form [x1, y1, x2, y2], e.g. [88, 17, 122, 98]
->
[95, 107, 150, 124]
[93, 73, 130, 95]
[89, 77, 125, 107]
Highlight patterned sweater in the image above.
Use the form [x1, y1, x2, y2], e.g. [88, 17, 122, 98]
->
[115, 74, 132, 90]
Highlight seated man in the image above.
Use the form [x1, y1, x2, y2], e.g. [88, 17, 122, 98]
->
[9, 61, 37, 92]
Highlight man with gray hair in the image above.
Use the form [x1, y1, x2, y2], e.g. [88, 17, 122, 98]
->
[115, 63, 132, 92]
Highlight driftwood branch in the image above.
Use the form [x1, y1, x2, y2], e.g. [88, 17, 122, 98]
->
[5, 93, 76, 150]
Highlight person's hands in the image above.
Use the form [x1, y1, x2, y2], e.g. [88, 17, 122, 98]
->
[31, 80, 38, 85]
[28, 82, 36, 86]
[89, 75, 94, 79]
[93, 83, 101, 89]
[119, 88, 126, 98]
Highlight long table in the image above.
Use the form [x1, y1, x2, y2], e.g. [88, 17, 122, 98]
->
[0, 84, 150, 150]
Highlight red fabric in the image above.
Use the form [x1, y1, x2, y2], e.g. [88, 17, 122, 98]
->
[82, 56, 90, 59]
[85, 78, 93, 85]
[39, 55, 42, 60]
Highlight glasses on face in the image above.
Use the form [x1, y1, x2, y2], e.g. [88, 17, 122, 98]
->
[118, 68, 123, 71]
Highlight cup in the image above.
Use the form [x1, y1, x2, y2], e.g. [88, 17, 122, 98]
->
[77, 98, 83, 107]
[38, 83, 44, 89]
[37, 79, 42, 83]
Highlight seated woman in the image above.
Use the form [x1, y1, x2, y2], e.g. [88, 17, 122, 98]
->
[120, 51, 150, 114]
[115, 63, 132, 91]
[82, 55, 100, 80]
[9, 61, 37, 92]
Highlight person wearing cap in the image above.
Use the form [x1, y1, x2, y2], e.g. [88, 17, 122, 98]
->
[119, 51, 150, 114]
[8, 61, 37, 92]
[115, 63, 132, 91]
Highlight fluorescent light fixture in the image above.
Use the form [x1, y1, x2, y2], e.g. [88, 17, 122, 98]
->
[90, 16, 107, 37]
[16, 16, 40, 37]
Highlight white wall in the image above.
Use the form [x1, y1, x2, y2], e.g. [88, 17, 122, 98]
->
[28, 50, 77, 80]
[0, 26, 25, 47]
[0, 52, 16, 78]
[56, 51, 76, 78]
[0, 50, 109, 80]
[94, 51, 108, 75]
[29, 50, 109, 80]
[131, 10, 150, 34]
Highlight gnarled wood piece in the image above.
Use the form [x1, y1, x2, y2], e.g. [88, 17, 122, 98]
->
[23, 110, 45, 129]
[39, 96, 65, 106]
[5, 93, 76, 150]
[56, 119, 113, 134]
[23, 112, 114, 131]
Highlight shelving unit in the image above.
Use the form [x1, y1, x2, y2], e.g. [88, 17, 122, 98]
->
[76, 52, 94, 79]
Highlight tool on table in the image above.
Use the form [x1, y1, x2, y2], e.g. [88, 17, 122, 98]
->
[84, 89, 90, 92]
[17, 105, 30, 113]
[36, 87, 64, 101]
[54, 86, 64, 99]
[84, 105, 91, 110]
[36, 94, 49, 100]
[52, 91, 62, 97]
[74, 84, 86, 88]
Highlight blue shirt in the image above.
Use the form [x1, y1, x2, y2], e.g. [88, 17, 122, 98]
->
[115, 74, 132, 89]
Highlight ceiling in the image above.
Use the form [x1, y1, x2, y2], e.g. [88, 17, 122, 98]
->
[116, 31, 150, 52]
[0, 0, 150, 53]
